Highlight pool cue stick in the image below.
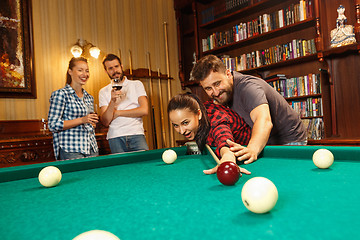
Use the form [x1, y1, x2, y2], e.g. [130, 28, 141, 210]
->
[205, 144, 221, 165]
[118, 49, 122, 63]
[128, 50, 133, 76]
[163, 21, 175, 147]
[157, 68, 166, 148]
[147, 52, 158, 149]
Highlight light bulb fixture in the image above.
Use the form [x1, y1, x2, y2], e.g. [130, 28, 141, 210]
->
[89, 46, 101, 58]
[70, 44, 83, 58]
[70, 39, 101, 58]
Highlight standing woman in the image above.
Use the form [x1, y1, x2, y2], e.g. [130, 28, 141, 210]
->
[48, 57, 99, 160]
[168, 93, 251, 174]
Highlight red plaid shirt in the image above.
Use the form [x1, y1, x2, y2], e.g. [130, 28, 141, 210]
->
[204, 101, 251, 158]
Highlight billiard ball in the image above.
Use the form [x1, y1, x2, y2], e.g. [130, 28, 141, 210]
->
[312, 149, 334, 169]
[241, 177, 278, 214]
[162, 149, 177, 164]
[38, 166, 62, 188]
[216, 161, 241, 186]
[73, 230, 120, 240]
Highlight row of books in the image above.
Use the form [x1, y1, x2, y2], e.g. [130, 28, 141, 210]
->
[225, 0, 250, 13]
[302, 118, 324, 140]
[201, 0, 250, 25]
[289, 97, 323, 118]
[267, 74, 324, 139]
[220, 38, 316, 71]
[267, 73, 321, 98]
[202, 0, 314, 52]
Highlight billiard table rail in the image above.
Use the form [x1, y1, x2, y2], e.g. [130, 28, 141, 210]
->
[1, 145, 359, 183]
[0, 147, 188, 183]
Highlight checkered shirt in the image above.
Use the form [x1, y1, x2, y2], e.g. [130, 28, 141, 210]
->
[204, 101, 251, 158]
[48, 84, 98, 159]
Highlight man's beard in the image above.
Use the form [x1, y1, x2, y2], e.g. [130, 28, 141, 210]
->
[110, 70, 124, 81]
[112, 72, 125, 81]
[214, 90, 233, 106]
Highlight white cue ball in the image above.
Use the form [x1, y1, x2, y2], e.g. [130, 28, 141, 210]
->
[241, 177, 278, 214]
[38, 166, 62, 187]
[312, 149, 334, 169]
[162, 149, 177, 164]
[73, 230, 120, 240]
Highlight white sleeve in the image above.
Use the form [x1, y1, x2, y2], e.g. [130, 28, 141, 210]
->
[98, 87, 110, 108]
[136, 81, 147, 97]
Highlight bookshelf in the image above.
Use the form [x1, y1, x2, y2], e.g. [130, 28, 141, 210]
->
[265, 73, 325, 140]
[174, 0, 360, 143]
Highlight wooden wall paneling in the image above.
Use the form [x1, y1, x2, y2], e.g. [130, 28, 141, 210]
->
[314, 0, 323, 52]
[318, 68, 333, 138]
[164, 22, 175, 147]
[142, 76, 154, 150]
[320, 0, 360, 138]
[330, 54, 360, 137]
[260, 61, 322, 79]
[175, 9, 185, 86]
[356, 0, 360, 42]
[325, 59, 338, 137]
[151, 71, 164, 150]
[183, 36, 196, 83]
[146, 53, 156, 150]
[192, 1, 200, 61]
[0, 120, 112, 167]
[187, 85, 211, 102]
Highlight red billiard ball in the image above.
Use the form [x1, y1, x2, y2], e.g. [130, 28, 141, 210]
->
[216, 161, 241, 186]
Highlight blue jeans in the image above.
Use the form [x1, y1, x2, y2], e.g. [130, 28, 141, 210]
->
[285, 140, 308, 146]
[58, 148, 98, 160]
[108, 134, 149, 154]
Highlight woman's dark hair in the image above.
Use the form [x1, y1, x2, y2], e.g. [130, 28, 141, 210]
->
[167, 93, 210, 152]
[66, 57, 88, 85]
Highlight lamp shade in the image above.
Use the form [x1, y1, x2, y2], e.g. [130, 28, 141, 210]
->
[71, 45, 83, 58]
[89, 46, 100, 58]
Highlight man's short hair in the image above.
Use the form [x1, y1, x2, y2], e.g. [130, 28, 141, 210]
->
[102, 54, 121, 69]
[190, 54, 227, 82]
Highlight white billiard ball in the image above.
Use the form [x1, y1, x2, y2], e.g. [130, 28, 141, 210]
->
[312, 149, 334, 169]
[73, 230, 120, 240]
[241, 177, 278, 214]
[162, 149, 177, 164]
[38, 166, 62, 187]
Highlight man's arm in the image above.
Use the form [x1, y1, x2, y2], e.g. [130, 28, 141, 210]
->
[100, 104, 115, 127]
[203, 146, 251, 175]
[99, 89, 121, 127]
[232, 103, 273, 164]
[113, 96, 149, 118]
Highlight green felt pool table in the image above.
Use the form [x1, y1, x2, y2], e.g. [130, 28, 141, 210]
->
[1, 145, 360, 240]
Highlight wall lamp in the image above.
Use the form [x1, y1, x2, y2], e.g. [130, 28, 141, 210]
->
[70, 39, 101, 58]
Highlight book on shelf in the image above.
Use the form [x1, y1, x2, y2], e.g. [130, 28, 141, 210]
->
[267, 73, 321, 98]
[264, 72, 322, 120]
[302, 117, 324, 140]
[288, 97, 322, 117]
[217, 38, 316, 71]
[201, 0, 250, 25]
[202, 0, 314, 52]
[264, 73, 286, 81]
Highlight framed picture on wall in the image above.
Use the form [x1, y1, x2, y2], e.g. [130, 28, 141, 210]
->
[0, 0, 36, 98]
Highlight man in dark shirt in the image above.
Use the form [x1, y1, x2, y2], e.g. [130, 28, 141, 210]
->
[191, 55, 307, 164]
